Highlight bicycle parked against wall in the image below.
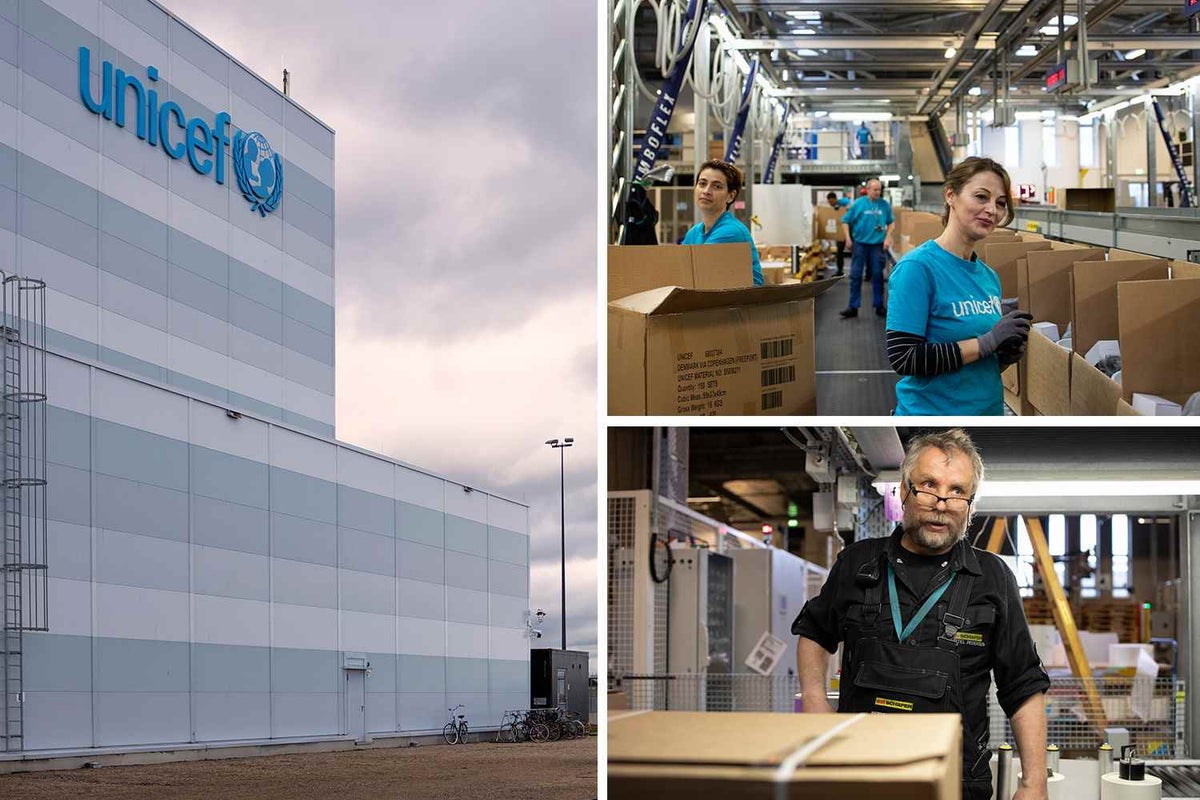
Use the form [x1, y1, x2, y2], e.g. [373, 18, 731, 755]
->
[443, 704, 469, 745]
[496, 709, 529, 743]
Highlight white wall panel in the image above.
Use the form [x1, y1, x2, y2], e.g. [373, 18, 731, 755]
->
[168, 193, 228, 255]
[100, 157, 169, 222]
[191, 544, 269, 601]
[396, 616, 445, 657]
[189, 400, 269, 462]
[92, 368, 188, 440]
[339, 569, 395, 614]
[100, 271, 165, 329]
[229, 225, 283, 282]
[47, 577, 92, 636]
[337, 447, 393, 497]
[269, 424, 336, 481]
[168, 335, 228, 389]
[42, 0, 101, 34]
[46, 288, 99, 344]
[0, 101, 14, 149]
[48, 354, 92, 415]
[229, 93, 283, 154]
[281, 130, 333, 186]
[487, 496, 528, 535]
[22, 236, 99, 304]
[488, 627, 529, 661]
[488, 594, 528, 631]
[282, 223, 332, 273]
[444, 622, 489, 659]
[193, 594, 269, 647]
[272, 602, 337, 650]
[229, 357, 283, 408]
[272, 558, 336, 607]
[100, 310, 167, 369]
[100, 5, 169, 71]
[168, 50, 228, 116]
[340, 610, 396, 653]
[396, 577, 445, 620]
[283, 253, 333, 304]
[19, 112, 98, 190]
[283, 379, 333, 422]
[94, 583, 188, 642]
[444, 482, 487, 524]
[395, 466, 444, 512]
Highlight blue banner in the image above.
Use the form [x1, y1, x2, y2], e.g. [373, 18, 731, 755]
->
[633, 0, 708, 181]
[723, 59, 758, 164]
[762, 106, 789, 183]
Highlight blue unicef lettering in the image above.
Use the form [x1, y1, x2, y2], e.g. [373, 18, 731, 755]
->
[78, 46, 278, 215]
[233, 131, 284, 217]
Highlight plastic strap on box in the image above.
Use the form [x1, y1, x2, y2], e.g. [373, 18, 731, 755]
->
[772, 713, 868, 800]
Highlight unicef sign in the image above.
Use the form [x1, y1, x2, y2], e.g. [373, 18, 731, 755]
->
[78, 46, 283, 217]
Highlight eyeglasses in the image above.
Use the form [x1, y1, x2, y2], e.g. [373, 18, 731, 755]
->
[906, 480, 973, 511]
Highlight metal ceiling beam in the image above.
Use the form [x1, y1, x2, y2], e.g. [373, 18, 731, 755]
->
[1010, 0, 1131, 83]
[915, 0, 1008, 114]
[829, 10, 886, 33]
[732, 34, 999, 50]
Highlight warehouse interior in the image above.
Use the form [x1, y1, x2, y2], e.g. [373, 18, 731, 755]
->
[607, 0, 1200, 416]
[608, 426, 1200, 797]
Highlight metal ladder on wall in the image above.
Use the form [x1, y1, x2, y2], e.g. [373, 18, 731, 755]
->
[0, 276, 49, 753]
[1151, 97, 1195, 208]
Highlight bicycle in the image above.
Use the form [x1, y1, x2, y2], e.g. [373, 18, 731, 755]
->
[443, 704, 469, 745]
[496, 709, 528, 743]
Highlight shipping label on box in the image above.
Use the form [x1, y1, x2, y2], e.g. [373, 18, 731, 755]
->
[1071, 258, 1170, 357]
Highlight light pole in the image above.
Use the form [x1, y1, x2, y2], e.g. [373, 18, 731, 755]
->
[545, 437, 573, 651]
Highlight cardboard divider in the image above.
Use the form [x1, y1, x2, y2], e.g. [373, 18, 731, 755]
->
[1070, 258, 1169, 357]
[1070, 352, 1123, 415]
[607, 243, 752, 301]
[1025, 330, 1072, 415]
[1171, 260, 1200, 279]
[1019, 247, 1106, 331]
[1117, 278, 1200, 406]
[978, 240, 1052, 298]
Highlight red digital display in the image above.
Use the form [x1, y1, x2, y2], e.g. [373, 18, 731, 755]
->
[1045, 63, 1068, 92]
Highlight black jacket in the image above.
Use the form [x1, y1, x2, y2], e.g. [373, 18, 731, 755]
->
[793, 525, 1050, 720]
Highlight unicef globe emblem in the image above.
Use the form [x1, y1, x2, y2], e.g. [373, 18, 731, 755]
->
[233, 130, 283, 216]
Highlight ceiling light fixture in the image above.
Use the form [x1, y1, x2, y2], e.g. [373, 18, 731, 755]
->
[968, 86, 982, 96]
[1016, 45, 1037, 57]
[1125, 49, 1146, 60]
[945, 47, 957, 59]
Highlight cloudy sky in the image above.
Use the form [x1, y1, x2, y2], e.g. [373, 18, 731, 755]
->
[158, 1, 600, 664]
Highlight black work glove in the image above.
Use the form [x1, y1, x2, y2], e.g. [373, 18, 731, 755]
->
[977, 311, 1032, 359]
[995, 335, 1027, 367]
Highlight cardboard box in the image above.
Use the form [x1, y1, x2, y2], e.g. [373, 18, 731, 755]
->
[1132, 392, 1182, 416]
[1116, 399, 1141, 416]
[1025, 329, 1072, 415]
[608, 711, 962, 800]
[1070, 259, 1170, 357]
[762, 265, 790, 286]
[1017, 248, 1106, 331]
[1065, 187, 1116, 212]
[1172, 260, 1200, 279]
[608, 690, 630, 711]
[815, 206, 846, 242]
[978, 240, 1052, 298]
[1070, 352, 1123, 415]
[609, 280, 839, 415]
[608, 243, 753, 301]
[1117, 277, 1200, 406]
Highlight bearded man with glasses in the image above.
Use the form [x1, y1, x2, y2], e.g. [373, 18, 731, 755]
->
[793, 429, 1050, 800]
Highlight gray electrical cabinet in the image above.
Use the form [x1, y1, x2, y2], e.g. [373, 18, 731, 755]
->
[667, 546, 734, 711]
[530, 649, 590, 718]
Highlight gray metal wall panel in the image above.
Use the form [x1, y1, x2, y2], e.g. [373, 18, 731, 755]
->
[93, 419, 188, 491]
[396, 501, 444, 548]
[47, 520, 91, 580]
[167, 156, 229, 221]
[282, 160, 333, 216]
[169, 228, 228, 287]
[283, 316, 333, 364]
[445, 586, 488, 625]
[0, 185, 13, 231]
[48, 405, 91, 469]
[100, 117, 169, 186]
[270, 511, 337, 566]
[396, 539, 444, 585]
[488, 559, 528, 599]
[397, 655, 445, 693]
[192, 545, 269, 602]
[23, 238, 99, 304]
[167, 369, 227, 404]
[190, 445, 269, 509]
[0, 17, 17, 68]
[193, 693, 270, 741]
[364, 652, 396, 692]
[21, 81, 100, 160]
[445, 658, 488, 694]
[101, 347, 166, 384]
[397, 692, 445, 731]
[47, 461, 91, 526]
[230, 292, 281, 344]
[228, 194, 281, 248]
[271, 692, 336, 737]
[94, 692, 190, 746]
[101, 271, 167, 331]
[270, 647, 339, 693]
[445, 551, 487, 592]
[19, 150, 98, 227]
[93, 472, 188, 542]
[230, 327, 282, 375]
[169, 300, 227, 354]
[93, 637, 189, 692]
[94, 527, 188, 592]
[488, 526, 528, 566]
[229, 64, 280, 123]
[396, 577, 444, 620]
[366, 693, 396, 733]
[21, 1, 99, 62]
[169, 264, 228, 321]
[270, 467, 336, 524]
[192, 494, 270, 555]
[282, 223, 332, 275]
[445, 515, 487, 557]
[284, 102, 334, 159]
[23, 633, 92, 691]
[282, 284, 333, 335]
[337, 484, 394, 537]
[101, 231, 168, 295]
[228, 390, 282, 422]
[168, 17, 227, 81]
[104, 0, 170, 43]
[192, 643, 270, 692]
[22, 692, 92, 749]
[282, 349, 333, 394]
[339, 528, 394, 577]
[281, 411, 332, 439]
[20, 195, 98, 266]
[100, 194, 166, 259]
[339, 571, 395, 615]
[488, 660, 527, 695]
[271, 557, 336, 607]
[282, 194, 332, 247]
[0, 143, 14, 187]
[230, 259, 282, 312]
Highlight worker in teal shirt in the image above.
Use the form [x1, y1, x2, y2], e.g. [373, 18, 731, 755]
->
[839, 178, 893, 317]
[682, 159, 763, 286]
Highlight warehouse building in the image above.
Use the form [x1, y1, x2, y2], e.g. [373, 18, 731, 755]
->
[607, 0, 1200, 416]
[1, 0, 531, 755]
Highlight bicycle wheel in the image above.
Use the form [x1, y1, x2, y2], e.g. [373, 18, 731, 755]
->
[443, 722, 458, 745]
[569, 719, 586, 738]
[529, 722, 550, 743]
[513, 721, 528, 742]
[548, 721, 561, 742]
[458, 722, 469, 743]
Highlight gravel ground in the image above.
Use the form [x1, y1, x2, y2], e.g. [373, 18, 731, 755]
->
[0, 738, 597, 800]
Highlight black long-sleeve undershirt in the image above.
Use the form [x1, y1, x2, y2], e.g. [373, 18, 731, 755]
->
[886, 329, 963, 377]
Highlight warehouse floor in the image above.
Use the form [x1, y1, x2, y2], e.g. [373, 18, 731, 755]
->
[813, 263, 898, 415]
[0, 737, 596, 800]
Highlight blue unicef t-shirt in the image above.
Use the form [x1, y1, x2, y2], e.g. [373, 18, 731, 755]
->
[842, 197, 893, 245]
[886, 239, 1004, 416]
[681, 211, 763, 286]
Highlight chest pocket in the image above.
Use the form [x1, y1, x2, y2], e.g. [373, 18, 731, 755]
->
[953, 603, 995, 649]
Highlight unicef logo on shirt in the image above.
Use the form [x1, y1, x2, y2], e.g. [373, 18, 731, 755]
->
[233, 130, 284, 216]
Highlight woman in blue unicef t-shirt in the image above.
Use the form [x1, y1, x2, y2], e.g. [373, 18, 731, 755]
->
[885, 157, 1032, 415]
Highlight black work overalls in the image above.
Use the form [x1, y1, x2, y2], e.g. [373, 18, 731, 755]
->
[838, 543, 994, 800]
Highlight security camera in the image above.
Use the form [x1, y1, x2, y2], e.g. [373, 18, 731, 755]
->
[536, 609, 546, 620]
[534, 631, 542, 639]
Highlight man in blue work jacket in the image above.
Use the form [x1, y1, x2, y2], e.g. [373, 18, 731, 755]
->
[839, 178, 894, 318]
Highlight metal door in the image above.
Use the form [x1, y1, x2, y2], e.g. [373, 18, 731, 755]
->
[346, 670, 366, 743]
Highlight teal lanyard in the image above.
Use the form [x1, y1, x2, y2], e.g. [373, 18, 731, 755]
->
[887, 562, 955, 643]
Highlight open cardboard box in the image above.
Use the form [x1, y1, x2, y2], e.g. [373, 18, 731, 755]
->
[978, 240, 1052, 298]
[608, 711, 962, 800]
[1024, 330, 1072, 415]
[814, 206, 846, 242]
[608, 243, 753, 301]
[1117, 275, 1200, 407]
[1070, 258, 1170, 358]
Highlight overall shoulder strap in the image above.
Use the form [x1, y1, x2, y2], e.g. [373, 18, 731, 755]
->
[855, 537, 887, 625]
[936, 570, 976, 650]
